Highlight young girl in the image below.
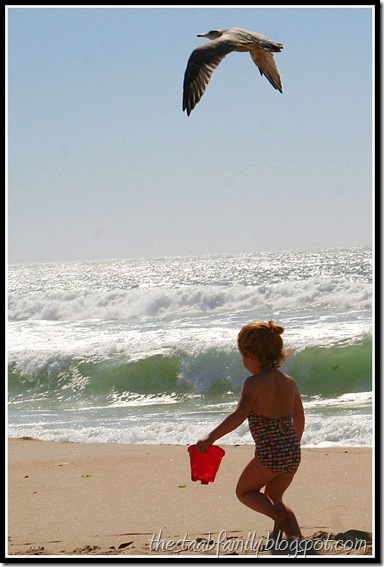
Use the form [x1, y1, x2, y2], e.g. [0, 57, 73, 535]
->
[196, 320, 305, 539]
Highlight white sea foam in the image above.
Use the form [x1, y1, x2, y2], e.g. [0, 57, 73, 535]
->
[7, 408, 372, 448]
[304, 391, 372, 410]
[8, 278, 372, 323]
[7, 248, 373, 448]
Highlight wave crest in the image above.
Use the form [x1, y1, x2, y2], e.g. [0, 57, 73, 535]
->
[8, 336, 372, 408]
[8, 278, 372, 322]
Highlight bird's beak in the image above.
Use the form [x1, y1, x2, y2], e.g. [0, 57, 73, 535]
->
[197, 33, 207, 37]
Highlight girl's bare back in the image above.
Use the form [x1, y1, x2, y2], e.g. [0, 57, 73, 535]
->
[248, 368, 299, 418]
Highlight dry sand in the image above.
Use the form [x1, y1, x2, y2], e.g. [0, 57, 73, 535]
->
[7, 438, 374, 558]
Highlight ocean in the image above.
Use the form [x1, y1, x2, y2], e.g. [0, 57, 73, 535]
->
[7, 247, 373, 448]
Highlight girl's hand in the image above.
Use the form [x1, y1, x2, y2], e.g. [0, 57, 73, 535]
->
[196, 436, 212, 454]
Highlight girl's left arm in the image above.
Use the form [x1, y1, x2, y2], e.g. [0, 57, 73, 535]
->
[292, 387, 305, 441]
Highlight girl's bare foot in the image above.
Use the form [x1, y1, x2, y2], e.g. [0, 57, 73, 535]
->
[271, 506, 292, 540]
[272, 504, 302, 540]
[283, 512, 302, 539]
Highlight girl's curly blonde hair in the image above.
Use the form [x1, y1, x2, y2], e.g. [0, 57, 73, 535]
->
[237, 320, 286, 368]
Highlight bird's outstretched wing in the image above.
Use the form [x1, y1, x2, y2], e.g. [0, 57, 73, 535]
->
[183, 40, 236, 116]
[249, 47, 283, 93]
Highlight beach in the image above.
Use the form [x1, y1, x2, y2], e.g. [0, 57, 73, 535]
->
[7, 438, 373, 558]
[7, 251, 373, 558]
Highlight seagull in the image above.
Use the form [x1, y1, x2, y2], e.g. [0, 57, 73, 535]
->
[182, 27, 284, 116]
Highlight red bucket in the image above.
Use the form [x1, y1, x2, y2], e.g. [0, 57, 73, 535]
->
[188, 444, 225, 484]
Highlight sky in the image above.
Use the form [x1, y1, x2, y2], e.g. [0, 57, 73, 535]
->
[7, 5, 375, 264]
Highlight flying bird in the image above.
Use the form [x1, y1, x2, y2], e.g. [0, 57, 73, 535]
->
[182, 27, 284, 116]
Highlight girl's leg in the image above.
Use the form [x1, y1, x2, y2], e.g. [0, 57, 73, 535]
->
[235, 458, 290, 532]
[264, 471, 302, 538]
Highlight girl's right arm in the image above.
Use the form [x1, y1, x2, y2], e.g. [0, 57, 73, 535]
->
[196, 377, 256, 453]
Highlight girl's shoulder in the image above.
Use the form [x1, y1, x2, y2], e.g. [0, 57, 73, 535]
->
[263, 369, 299, 393]
[277, 370, 300, 393]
